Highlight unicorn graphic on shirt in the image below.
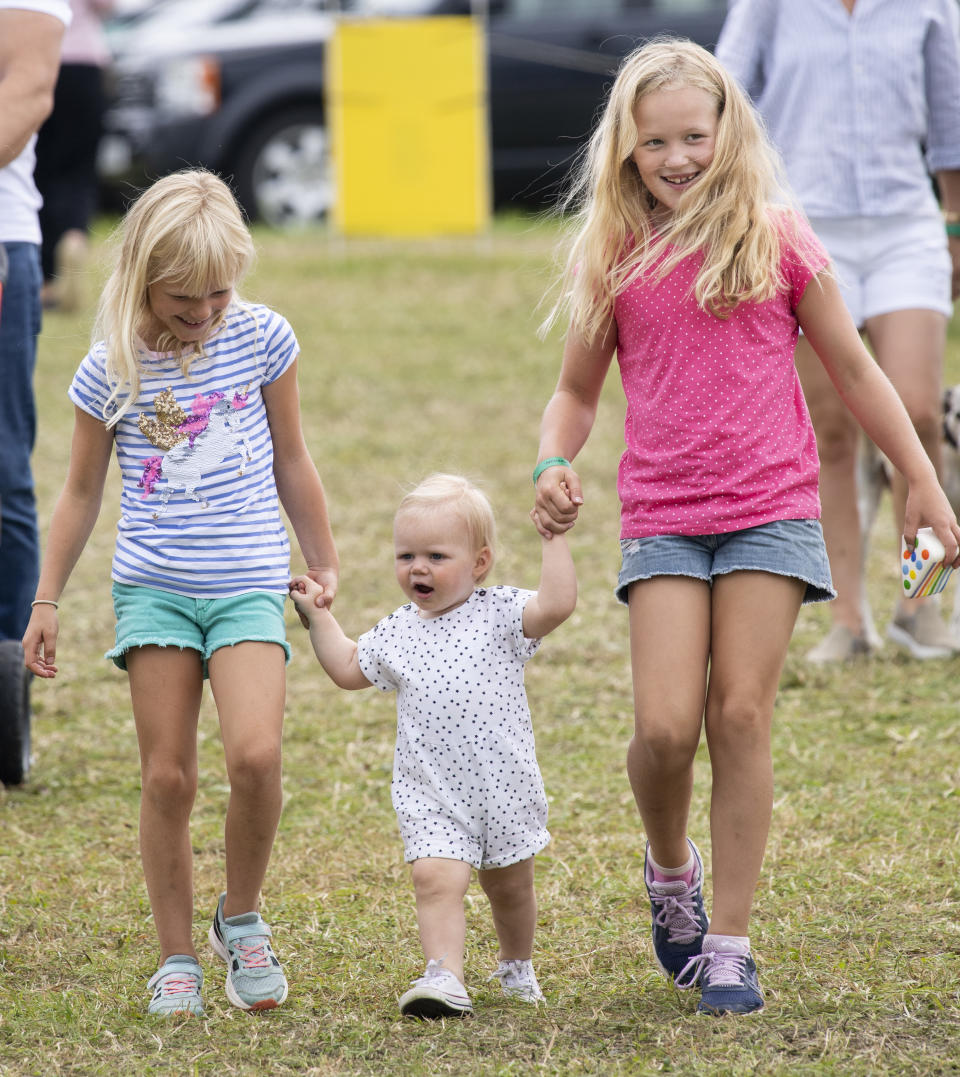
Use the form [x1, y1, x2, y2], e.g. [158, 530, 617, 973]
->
[137, 386, 252, 518]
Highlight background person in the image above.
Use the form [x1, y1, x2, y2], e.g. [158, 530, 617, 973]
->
[34, 0, 115, 312]
[532, 38, 960, 1016]
[717, 0, 960, 663]
[0, 0, 70, 785]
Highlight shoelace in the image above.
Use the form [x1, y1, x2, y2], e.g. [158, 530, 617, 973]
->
[675, 949, 746, 991]
[416, 958, 451, 985]
[650, 884, 702, 945]
[234, 938, 272, 970]
[488, 962, 532, 989]
[157, 973, 199, 998]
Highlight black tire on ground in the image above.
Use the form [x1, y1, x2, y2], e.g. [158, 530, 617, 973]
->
[0, 639, 31, 786]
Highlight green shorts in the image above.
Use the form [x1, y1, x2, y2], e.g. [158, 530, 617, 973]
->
[107, 583, 291, 678]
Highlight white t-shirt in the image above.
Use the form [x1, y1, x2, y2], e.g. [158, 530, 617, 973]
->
[69, 304, 300, 599]
[357, 586, 551, 869]
[0, 0, 72, 244]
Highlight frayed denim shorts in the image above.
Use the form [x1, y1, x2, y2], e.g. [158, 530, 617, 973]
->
[615, 519, 835, 606]
[106, 583, 292, 677]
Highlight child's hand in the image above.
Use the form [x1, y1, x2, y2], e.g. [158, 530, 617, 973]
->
[22, 608, 59, 679]
[288, 573, 333, 628]
[532, 468, 583, 538]
[904, 478, 960, 567]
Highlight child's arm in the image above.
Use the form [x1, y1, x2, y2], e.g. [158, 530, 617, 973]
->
[264, 361, 340, 608]
[22, 408, 114, 677]
[288, 576, 372, 690]
[533, 319, 617, 537]
[798, 272, 960, 561]
[521, 529, 577, 639]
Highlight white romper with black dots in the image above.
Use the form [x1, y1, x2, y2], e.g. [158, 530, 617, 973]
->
[356, 586, 551, 870]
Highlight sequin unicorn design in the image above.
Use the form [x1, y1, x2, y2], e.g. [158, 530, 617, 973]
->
[137, 386, 252, 518]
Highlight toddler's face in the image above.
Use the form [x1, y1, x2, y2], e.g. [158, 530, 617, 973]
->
[145, 278, 234, 348]
[393, 508, 491, 619]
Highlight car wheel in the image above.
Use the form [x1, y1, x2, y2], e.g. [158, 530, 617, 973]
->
[0, 639, 31, 786]
[233, 106, 333, 228]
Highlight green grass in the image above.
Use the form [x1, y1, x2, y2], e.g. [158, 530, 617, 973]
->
[2, 214, 960, 1075]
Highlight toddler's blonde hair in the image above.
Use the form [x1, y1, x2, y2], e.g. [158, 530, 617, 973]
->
[94, 169, 256, 426]
[396, 474, 496, 583]
[545, 37, 813, 342]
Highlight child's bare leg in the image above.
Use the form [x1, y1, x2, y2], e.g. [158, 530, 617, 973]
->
[478, 857, 536, 960]
[208, 642, 286, 916]
[127, 646, 204, 960]
[410, 857, 472, 983]
[705, 572, 803, 937]
[626, 577, 710, 869]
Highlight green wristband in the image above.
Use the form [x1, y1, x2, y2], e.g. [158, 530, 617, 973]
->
[533, 456, 571, 485]
[947, 222, 960, 238]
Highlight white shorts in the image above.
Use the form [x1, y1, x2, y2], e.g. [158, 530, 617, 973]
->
[809, 214, 953, 327]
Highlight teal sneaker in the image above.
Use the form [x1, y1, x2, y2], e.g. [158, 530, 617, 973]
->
[208, 892, 288, 1011]
[147, 955, 204, 1016]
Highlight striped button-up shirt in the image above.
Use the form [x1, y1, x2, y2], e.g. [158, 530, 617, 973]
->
[716, 0, 960, 218]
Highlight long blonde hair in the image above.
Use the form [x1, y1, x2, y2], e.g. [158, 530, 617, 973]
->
[545, 37, 806, 342]
[93, 169, 256, 426]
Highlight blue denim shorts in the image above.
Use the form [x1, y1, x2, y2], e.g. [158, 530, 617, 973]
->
[615, 519, 835, 606]
[106, 583, 292, 676]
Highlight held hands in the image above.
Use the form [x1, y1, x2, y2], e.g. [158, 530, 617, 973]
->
[22, 606, 59, 679]
[531, 463, 584, 538]
[288, 570, 336, 628]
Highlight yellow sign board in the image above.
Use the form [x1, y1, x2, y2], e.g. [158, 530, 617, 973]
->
[328, 16, 490, 236]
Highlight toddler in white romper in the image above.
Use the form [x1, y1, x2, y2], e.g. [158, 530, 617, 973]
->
[289, 474, 577, 1019]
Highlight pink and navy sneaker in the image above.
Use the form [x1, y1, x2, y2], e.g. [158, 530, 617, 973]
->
[643, 838, 709, 978]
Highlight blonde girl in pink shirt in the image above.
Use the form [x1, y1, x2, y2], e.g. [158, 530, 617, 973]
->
[531, 37, 960, 1015]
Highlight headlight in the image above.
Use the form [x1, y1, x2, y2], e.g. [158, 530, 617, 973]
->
[155, 55, 222, 117]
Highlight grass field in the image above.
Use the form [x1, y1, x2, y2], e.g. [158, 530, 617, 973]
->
[2, 214, 959, 1075]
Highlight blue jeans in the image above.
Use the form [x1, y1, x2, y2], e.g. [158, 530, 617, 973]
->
[0, 243, 42, 641]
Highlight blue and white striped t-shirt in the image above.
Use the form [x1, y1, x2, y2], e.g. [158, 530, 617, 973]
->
[69, 303, 298, 599]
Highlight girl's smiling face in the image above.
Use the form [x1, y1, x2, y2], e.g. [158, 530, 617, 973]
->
[393, 507, 492, 619]
[144, 279, 234, 348]
[630, 83, 718, 220]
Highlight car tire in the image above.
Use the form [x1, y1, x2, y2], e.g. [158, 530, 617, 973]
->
[232, 106, 333, 228]
[0, 639, 31, 786]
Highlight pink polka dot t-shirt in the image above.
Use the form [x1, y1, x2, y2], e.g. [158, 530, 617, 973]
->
[613, 213, 829, 538]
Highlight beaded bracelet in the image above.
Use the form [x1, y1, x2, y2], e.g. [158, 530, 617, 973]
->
[532, 456, 571, 485]
[31, 599, 59, 609]
[947, 222, 960, 239]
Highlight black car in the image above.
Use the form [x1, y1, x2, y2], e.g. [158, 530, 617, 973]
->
[98, 0, 728, 226]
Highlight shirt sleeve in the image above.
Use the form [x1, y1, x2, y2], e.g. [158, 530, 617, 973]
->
[67, 346, 113, 423]
[491, 587, 541, 663]
[356, 615, 401, 694]
[256, 307, 300, 386]
[715, 0, 777, 101]
[924, 0, 960, 173]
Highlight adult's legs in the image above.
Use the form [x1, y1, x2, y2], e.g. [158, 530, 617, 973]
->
[126, 646, 205, 961]
[0, 244, 42, 643]
[865, 308, 948, 621]
[207, 641, 286, 918]
[478, 857, 537, 961]
[410, 857, 473, 985]
[704, 572, 804, 937]
[795, 335, 867, 639]
[626, 576, 711, 871]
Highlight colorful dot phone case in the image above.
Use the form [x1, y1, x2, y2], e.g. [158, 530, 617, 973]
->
[901, 528, 954, 598]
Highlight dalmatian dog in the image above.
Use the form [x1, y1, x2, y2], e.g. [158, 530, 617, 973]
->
[857, 385, 960, 636]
